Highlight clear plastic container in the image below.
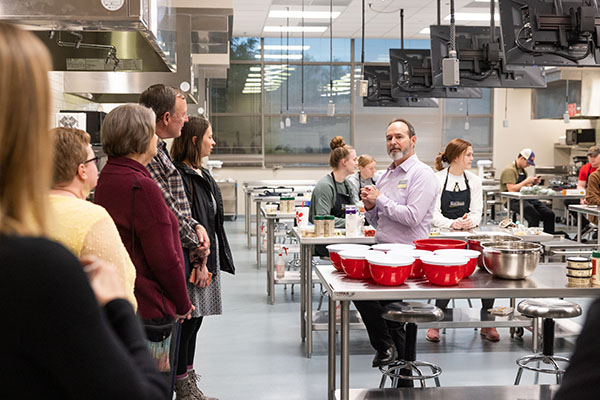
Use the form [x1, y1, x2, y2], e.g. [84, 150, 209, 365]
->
[593, 251, 600, 285]
[345, 205, 358, 237]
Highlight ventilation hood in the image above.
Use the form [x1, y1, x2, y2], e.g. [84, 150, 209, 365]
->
[0, 0, 232, 104]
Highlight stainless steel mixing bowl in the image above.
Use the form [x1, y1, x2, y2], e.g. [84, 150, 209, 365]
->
[481, 241, 542, 280]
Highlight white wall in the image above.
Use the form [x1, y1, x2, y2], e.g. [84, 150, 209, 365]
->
[492, 88, 592, 174]
[48, 72, 94, 117]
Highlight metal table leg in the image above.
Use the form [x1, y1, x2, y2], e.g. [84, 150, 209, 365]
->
[482, 190, 488, 225]
[328, 295, 336, 400]
[267, 217, 275, 304]
[340, 300, 350, 400]
[532, 317, 539, 352]
[256, 201, 262, 269]
[300, 244, 308, 342]
[577, 212, 582, 243]
[306, 244, 314, 358]
[519, 199, 524, 225]
[245, 191, 250, 235]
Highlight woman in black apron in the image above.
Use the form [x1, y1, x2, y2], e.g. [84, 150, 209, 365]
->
[347, 154, 377, 195]
[428, 139, 498, 342]
[308, 136, 358, 256]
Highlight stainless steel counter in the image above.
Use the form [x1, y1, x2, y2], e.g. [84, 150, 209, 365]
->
[316, 263, 600, 400]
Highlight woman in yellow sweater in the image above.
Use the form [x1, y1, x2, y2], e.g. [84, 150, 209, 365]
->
[47, 127, 137, 308]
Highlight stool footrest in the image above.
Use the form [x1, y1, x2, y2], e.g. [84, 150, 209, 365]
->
[379, 360, 442, 381]
[516, 354, 570, 375]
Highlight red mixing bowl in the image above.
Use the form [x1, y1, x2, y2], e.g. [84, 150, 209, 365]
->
[413, 238, 467, 252]
[370, 243, 415, 253]
[327, 244, 371, 271]
[433, 249, 481, 278]
[391, 249, 432, 279]
[420, 254, 469, 286]
[366, 253, 414, 286]
[339, 249, 371, 279]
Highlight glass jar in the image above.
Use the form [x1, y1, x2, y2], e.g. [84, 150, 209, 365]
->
[279, 195, 288, 213]
[323, 215, 335, 237]
[314, 215, 325, 237]
[287, 196, 295, 213]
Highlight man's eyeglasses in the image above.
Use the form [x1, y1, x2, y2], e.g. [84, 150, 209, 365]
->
[84, 157, 99, 167]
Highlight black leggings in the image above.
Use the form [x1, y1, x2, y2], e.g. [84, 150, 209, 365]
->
[176, 317, 204, 375]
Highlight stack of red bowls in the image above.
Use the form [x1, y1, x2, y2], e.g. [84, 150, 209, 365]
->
[366, 253, 415, 286]
[433, 249, 481, 278]
[338, 249, 372, 279]
[420, 254, 469, 286]
[403, 249, 433, 279]
[326, 244, 371, 271]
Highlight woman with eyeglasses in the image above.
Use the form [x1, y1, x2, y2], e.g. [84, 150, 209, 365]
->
[0, 22, 170, 398]
[47, 127, 137, 308]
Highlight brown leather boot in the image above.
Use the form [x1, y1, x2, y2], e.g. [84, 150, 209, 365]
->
[188, 370, 218, 400]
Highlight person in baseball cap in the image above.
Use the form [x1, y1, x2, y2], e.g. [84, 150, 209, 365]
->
[519, 148, 536, 166]
[499, 147, 555, 233]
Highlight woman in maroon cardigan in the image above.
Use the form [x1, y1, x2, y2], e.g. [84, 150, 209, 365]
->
[95, 104, 193, 380]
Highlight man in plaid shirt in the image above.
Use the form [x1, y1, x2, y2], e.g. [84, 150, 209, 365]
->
[139, 84, 210, 269]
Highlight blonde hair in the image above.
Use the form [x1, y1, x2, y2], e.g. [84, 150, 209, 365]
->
[358, 154, 375, 169]
[0, 23, 52, 235]
[435, 138, 472, 171]
[51, 128, 91, 186]
[101, 104, 156, 157]
[329, 136, 354, 169]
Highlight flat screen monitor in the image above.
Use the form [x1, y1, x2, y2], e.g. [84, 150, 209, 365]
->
[429, 25, 547, 87]
[389, 49, 484, 99]
[363, 64, 439, 108]
[499, 0, 600, 67]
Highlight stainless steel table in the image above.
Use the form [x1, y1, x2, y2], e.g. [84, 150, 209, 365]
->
[500, 192, 584, 225]
[290, 228, 376, 358]
[260, 207, 301, 304]
[568, 204, 600, 246]
[316, 263, 600, 400]
[482, 184, 500, 224]
[336, 384, 558, 400]
[254, 196, 311, 268]
[242, 180, 315, 246]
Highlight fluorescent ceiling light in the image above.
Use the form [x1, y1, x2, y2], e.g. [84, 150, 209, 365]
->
[420, 27, 430, 34]
[268, 10, 341, 19]
[245, 83, 261, 87]
[264, 26, 328, 33]
[248, 73, 261, 77]
[260, 45, 310, 51]
[255, 54, 303, 60]
[249, 67, 261, 72]
[246, 78, 261, 82]
[444, 12, 499, 21]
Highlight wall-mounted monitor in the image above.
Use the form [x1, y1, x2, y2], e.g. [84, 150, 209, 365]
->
[429, 25, 547, 88]
[499, 0, 600, 67]
[363, 64, 439, 108]
[389, 49, 483, 99]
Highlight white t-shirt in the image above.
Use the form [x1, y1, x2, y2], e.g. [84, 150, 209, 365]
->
[431, 168, 483, 229]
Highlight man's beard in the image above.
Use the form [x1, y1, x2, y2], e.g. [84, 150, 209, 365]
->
[388, 146, 410, 161]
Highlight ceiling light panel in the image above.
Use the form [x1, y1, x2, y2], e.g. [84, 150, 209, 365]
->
[263, 26, 328, 33]
[268, 10, 341, 19]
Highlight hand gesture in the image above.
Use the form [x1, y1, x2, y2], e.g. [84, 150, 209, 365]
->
[195, 224, 210, 255]
[81, 255, 126, 306]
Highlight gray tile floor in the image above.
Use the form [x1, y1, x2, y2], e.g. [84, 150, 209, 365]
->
[192, 218, 592, 399]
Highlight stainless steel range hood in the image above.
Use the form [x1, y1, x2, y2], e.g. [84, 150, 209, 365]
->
[0, 0, 199, 103]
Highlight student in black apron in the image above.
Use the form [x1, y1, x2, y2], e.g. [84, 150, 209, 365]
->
[501, 149, 554, 233]
[428, 139, 498, 342]
[308, 136, 358, 256]
[346, 154, 377, 195]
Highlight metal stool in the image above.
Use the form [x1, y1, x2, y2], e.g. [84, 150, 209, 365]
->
[514, 299, 582, 385]
[379, 302, 444, 388]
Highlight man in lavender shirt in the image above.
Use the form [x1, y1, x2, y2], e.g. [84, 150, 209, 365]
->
[356, 118, 438, 380]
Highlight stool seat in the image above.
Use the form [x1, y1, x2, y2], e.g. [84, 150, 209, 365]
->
[382, 302, 444, 324]
[517, 299, 582, 319]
